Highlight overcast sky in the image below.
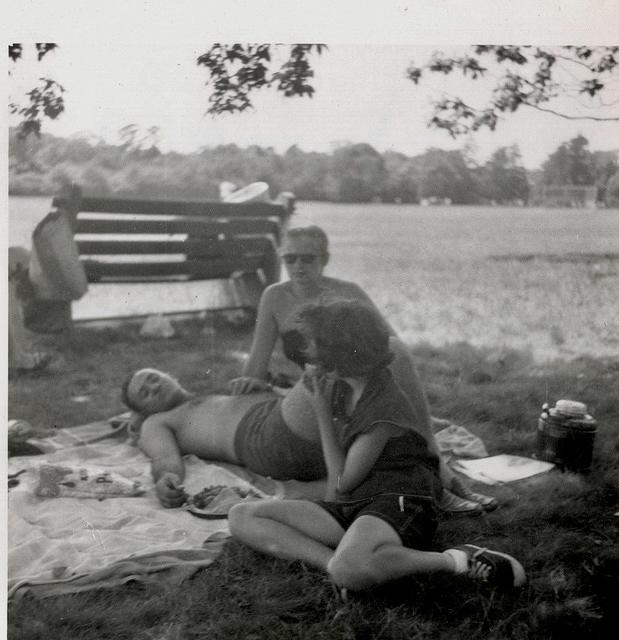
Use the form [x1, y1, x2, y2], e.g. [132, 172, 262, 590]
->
[6, 1, 619, 169]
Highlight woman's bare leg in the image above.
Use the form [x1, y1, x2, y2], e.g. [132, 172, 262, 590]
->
[327, 514, 453, 590]
[228, 499, 345, 570]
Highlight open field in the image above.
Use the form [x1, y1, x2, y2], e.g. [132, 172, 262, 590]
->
[9, 197, 619, 361]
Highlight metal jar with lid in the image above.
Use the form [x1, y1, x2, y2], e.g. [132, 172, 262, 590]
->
[536, 400, 597, 472]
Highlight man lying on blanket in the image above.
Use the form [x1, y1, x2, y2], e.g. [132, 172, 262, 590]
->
[123, 369, 497, 512]
[123, 368, 328, 506]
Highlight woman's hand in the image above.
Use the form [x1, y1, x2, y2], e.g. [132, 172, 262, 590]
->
[228, 376, 273, 395]
[155, 472, 188, 508]
[302, 364, 331, 419]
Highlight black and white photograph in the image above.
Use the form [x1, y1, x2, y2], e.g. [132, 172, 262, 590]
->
[5, 2, 619, 638]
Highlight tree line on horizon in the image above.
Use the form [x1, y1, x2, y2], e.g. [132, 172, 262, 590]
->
[9, 128, 619, 207]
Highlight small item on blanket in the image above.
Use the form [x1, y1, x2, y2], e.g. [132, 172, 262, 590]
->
[8, 419, 57, 443]
[185, 484, 263, 518]
[34, 464, 146, 499]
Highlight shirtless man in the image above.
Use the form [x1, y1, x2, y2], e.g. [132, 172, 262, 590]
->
[126, 366, 496, 514]
[125, 368, 329, 507]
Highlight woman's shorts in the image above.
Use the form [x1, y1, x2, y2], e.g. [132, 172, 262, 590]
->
[315, 493, 438, 549]
[234, 397, 326, 481]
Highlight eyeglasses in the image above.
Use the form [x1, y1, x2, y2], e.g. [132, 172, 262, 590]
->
[282, 254, 321, 265]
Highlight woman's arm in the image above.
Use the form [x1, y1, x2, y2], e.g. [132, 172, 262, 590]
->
[302, 373, 344, 499]
[337, 425, 395, 495]
[318, 414, 394, 500]
[302, 369, 394, 501]
[229, 286, 280, 394]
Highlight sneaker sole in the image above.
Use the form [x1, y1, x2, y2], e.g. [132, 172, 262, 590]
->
[465, 545, 527, 588]
[439, 491, 485, 516]
[458, 490, 499, 512]
[445, 507, 484, 518]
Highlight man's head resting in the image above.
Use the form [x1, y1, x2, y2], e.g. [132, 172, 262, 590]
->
[297, 299, 394, 378]
[121, 368, 187, 416]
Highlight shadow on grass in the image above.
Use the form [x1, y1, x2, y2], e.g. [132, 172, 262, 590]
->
[7, 319, 619, 639]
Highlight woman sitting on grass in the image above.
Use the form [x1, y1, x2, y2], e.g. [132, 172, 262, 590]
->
[229, 300, 526, 593]
[229, 225, 496, 514]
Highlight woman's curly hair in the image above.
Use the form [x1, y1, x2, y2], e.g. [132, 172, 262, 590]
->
[297, 299, 394, 378]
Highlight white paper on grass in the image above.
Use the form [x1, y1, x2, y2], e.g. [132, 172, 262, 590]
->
[453, 455, 555, 485]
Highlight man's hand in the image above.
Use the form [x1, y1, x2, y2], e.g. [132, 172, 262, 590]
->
[155, 472, 188, 508]
[228, 376, 273, 395]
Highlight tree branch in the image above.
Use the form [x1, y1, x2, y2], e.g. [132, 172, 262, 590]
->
[521, 101, 619, 121]
[552, 52, 595, 71]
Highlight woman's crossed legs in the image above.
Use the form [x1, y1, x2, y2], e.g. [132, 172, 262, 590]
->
[228, 499, 453, 591]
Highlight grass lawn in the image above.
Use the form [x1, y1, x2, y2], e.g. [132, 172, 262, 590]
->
[7, 316, 619, 640]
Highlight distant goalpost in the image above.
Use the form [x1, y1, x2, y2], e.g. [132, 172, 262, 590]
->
[542, 185, 597, 208]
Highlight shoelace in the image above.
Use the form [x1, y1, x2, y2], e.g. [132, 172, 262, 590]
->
[467, 547, 493, 582]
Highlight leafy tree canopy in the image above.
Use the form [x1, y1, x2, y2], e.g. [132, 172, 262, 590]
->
[197, 44, 326, 115]
[197, 44, 619, 136]
[406, 46, 619, 137]
[11, 43, 618, 142]
[542, 134, 596, 186]
[9, 43, 65, 137]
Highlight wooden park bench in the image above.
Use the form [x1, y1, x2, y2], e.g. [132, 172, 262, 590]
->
[45, 184, 294, 322]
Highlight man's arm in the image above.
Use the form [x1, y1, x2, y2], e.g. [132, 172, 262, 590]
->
[138, 411, 187, 508]
[229, 285, 279, 394]
[387, 337, 433, 436]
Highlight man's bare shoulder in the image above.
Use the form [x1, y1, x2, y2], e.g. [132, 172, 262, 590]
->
[321, 277, 368, 298]
[263, 281, 292, 299]
[261, 281, 296, 309]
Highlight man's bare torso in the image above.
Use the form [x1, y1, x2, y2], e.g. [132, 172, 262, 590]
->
[163, 381, 320, 463]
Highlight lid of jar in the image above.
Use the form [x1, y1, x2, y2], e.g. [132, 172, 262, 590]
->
[555, 399, 588, 418]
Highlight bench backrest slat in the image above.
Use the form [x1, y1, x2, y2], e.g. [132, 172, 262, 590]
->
[83, 255, 264, 281]
[74, 217, 282, 242]
[77, 236, 276, 256]
[54, 195, 288, 219]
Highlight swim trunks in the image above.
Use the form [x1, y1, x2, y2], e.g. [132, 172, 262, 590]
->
[233, 397, 326, 481]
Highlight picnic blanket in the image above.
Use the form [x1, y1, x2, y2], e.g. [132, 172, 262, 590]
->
[7, 415, 495, 599]
[7, 418, 282, 600]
